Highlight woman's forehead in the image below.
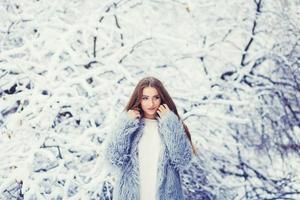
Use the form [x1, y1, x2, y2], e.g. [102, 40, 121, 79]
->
[142, 87, 159, 96]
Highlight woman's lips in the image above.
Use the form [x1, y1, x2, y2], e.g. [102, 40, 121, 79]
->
[148, 108, 156, 111]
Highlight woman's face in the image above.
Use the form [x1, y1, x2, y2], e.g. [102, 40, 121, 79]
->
[140, 87, 161, 119]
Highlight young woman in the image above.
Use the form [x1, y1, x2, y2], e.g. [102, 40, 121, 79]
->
[105, 76, 195, 200]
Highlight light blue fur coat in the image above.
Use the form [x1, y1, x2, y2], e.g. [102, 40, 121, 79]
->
[105, 110, 193, 200]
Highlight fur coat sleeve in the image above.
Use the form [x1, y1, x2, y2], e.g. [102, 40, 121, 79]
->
[158, 111, 193, 171]
[105, 111, 140, 169]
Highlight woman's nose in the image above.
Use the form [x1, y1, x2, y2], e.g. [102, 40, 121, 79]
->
[149, 100, 155, 106]
[149, 101, 153, 106]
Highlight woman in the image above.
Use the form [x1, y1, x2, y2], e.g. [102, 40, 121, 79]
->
[105, 76, 195, 200]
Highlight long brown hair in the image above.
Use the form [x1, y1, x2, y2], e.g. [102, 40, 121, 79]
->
[123, 76, 196, 155]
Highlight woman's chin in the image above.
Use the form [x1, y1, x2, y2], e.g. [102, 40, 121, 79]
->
[145, 111, 156, 117]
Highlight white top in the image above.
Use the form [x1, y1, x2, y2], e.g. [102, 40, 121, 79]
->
[138, 118, 162, 200]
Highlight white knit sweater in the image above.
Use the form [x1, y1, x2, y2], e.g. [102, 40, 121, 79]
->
[138, 118, 162, 200]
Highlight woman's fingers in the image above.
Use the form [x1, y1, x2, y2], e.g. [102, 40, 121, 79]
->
[163, 104, 169, 110]
[135, 110, 141, 118]
[133, 110, 141, 118]
[127, 109, 140, 119]
[157, 104, 170, 118]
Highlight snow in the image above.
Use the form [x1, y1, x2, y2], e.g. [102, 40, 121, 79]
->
[1, 0, 300, 199]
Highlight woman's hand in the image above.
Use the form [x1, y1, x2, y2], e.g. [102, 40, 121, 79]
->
[127, 109, 141, 120]
[157, 104, 171, 119]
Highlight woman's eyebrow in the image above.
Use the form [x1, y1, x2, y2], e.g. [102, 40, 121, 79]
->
[142, 95, 159, 97]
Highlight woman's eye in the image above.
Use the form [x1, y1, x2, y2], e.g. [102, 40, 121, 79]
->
[142, 97, 159, 100]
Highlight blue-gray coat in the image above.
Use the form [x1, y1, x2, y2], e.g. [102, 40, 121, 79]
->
[105, 110, 193, 200]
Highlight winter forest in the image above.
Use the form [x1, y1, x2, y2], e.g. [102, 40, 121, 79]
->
[1, 0, 300, 199]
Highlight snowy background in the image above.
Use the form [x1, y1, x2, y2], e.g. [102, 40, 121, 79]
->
[1, 0, 300, 199]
